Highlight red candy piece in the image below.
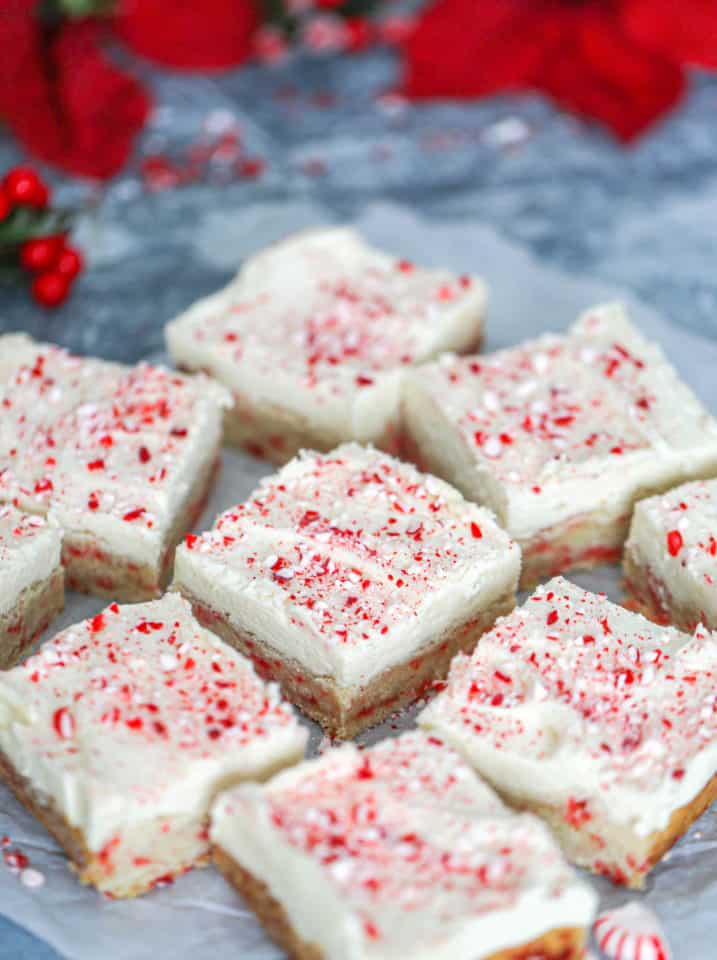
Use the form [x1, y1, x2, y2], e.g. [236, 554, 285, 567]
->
[666, 530, 683, 557]
[594, 903, 672, 960]
[52, 707, 75, 740]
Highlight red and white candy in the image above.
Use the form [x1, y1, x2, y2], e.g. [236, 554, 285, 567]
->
[594, 903, 671, 960]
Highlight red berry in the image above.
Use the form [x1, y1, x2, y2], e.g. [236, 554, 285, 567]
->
[0, 189, 11, 221]
[2, 167, 49, 208]
[56, 245, 83, 279]
[31, 271, 71, 308]
[20, 236, 62, 273]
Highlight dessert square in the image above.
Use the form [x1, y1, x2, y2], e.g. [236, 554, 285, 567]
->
[624, 478, 717, 632]
[0, 506, 63, 669]
[0, 334, 230, 601]
[419, 576, 717, 888]
[402, 302, 717, 587]
[165, 227, 486, 464]
[0, 593, 307, 898]
[172, 443, 520, 738]
[211, 732, 597, 960]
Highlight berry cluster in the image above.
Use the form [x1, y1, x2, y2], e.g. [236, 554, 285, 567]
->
[253, 0, 416, 62]
[0, 166, 83, 308]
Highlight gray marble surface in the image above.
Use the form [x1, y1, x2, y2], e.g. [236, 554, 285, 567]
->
[1, 46, 716, 960]
[1, 52, 717, 359]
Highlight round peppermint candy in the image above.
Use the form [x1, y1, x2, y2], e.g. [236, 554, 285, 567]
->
[594, 903, 671, 960]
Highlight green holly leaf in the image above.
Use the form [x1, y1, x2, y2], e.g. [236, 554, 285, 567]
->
[0, 207, 75, 251]
[59, 0, 114, 14]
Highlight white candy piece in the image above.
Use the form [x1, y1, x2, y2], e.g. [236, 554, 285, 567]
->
[594, 903, 672, 960]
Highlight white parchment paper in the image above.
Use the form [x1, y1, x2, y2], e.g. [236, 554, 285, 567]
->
[1, 203, 716, 959]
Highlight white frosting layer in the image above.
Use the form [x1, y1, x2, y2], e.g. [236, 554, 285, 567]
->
[173, 443, 520, 687]
[420, 577, 717, 837]
[0, 594, 307, 857]
[212, 732, 597, 960]
[627, 479, 717, 629]
[0, 507, 62, 618]
[166, 227, 486, 445]
[0, 334, 230, 568]
[403, 303, 717, 542]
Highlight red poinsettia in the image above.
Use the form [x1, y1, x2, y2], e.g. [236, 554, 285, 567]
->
[114, 0, 259, 70]
[403, 0, 717, 141]
[0, 2, 150, 179]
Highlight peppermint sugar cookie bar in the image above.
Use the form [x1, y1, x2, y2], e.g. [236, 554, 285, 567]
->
[0, 334, 229, 600]
[211, 732, 597, 960]
[420, 577, 717, 887]
[166, 227, 486, 463]
[0, 507, 63, 669]
[0, 593, 307, 897]
[172, 443, 520, 738]
[625, 479, 717, 631]
[402, 302, 717, 587]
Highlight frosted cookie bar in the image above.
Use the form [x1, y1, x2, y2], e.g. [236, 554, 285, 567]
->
[0, 506, 63, 669]
[172, 443, 520, 738]
[625, 478, 717, 631]
[0, 593, 307, 897]
[420, 577, 717, 888]
[402, 303, 717, 587]
[211, 732, 597, 960]
[165, 227, 485, 464]
[0, 334, 230, 600]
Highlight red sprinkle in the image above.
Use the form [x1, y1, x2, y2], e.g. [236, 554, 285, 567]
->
[470, 522, 483, 539]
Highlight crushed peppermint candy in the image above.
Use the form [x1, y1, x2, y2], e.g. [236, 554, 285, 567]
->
[176, 444, 516, 652]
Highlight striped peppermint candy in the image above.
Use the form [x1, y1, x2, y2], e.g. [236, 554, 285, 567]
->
[594, 903, 671, 960]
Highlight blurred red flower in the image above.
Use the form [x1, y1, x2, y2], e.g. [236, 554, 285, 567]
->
[403, 0, 717, 141]
[114, 0, 259, 70]
[0, 2, 150, 179]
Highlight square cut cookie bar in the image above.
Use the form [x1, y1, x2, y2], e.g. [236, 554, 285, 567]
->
[211, 732, 597, 960]
[402, 302, 717, 588]
[419, 576, 717, 888]
[0, 593, 307, 897]
[624, 479, 717, 632]
[172, 443, 520, 738]
[165, 226, 486, 464]
[0, 507, 63, 669]
[0, 334, 230, 601]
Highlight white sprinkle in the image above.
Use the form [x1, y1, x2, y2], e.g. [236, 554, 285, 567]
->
[533, 353, 549, 374]
[516, 379, 537, 397]
[483, 436, 503, 459]
[482, 116, 530, 148]
[160, 654, 178, 671]
[20, 868, 45, 889]
[482, 390, 499, 412]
